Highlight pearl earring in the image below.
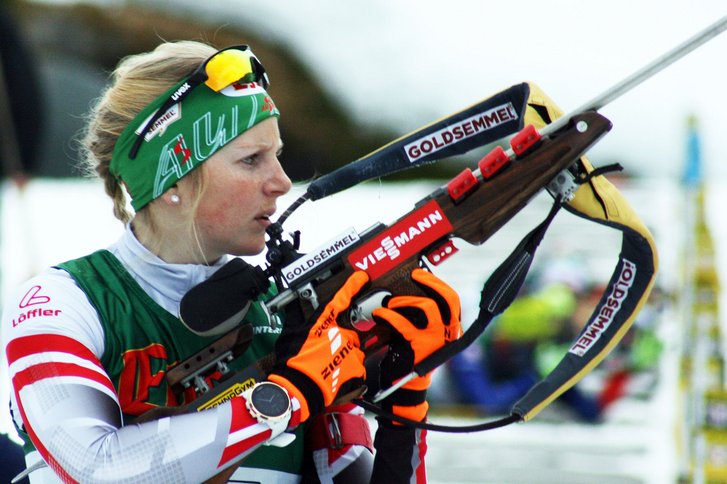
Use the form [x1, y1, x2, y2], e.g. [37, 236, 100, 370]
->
[170, 194, 181, 204]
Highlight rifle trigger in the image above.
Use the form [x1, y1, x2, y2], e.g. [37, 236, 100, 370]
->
[425, 240, 459, 266]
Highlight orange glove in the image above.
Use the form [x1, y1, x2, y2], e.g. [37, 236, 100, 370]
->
[269, 271, 370, 422]
[373, 268, 461, 423]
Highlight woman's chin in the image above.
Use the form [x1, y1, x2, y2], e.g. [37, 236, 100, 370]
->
[231, 241, 266, 257]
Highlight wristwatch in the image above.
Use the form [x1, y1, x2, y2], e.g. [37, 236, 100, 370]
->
[243, 381, 293, 442]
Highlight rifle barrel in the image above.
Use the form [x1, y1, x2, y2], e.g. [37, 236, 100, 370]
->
[541, 15, 727, 139]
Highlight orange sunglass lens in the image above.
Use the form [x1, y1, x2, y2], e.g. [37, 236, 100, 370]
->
[204, 50, 255, 92]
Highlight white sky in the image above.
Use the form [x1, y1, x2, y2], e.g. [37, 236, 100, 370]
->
[39, 0, 727, 177]
[189, 0, 727, 179]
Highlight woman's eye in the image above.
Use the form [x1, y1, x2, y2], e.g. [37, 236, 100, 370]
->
[240, 154, 258, 165]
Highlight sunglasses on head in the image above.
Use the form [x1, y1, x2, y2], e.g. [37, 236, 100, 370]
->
[129, 45, 269, 159]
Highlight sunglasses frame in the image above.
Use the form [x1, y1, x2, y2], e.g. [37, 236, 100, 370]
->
[128, 45, 269, 160]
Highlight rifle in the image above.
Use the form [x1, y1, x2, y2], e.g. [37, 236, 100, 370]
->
[175, 15, 727, 425]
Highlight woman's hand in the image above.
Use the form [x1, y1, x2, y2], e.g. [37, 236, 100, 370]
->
[373, 268, 462, 423]
[268, 272, 370, 422]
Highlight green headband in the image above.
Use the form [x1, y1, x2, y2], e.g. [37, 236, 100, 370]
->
[111, 79, 279, 211]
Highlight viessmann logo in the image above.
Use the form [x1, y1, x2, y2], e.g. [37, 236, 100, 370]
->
[347, 200, 453, 280]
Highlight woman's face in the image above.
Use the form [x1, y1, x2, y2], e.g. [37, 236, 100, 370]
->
[189, 117, 292, 259]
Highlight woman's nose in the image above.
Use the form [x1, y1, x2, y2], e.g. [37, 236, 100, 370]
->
[267, 157, 292, 196]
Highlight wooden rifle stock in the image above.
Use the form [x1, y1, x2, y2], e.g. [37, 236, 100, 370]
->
[293, 111, 612, 350]
[165, 111, 612, 411]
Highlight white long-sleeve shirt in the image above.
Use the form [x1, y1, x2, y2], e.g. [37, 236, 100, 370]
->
[2, 225, 302, 483]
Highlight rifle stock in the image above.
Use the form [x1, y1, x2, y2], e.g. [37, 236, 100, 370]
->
[172, 110, 611, 413]
[278, 111, 611, 350]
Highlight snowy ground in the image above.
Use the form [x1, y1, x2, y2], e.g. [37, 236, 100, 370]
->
[423, 333, 681, 484]
[0, 175, 710, 482]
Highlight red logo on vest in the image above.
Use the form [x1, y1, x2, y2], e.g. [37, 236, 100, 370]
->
[118, 344, 226, 415]
[119, 344, 177, 416]
[12, 286, 61, 327]
[19, 285, 51, 307]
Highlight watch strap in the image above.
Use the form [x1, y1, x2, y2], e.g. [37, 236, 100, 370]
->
[306, 411, 373, 452]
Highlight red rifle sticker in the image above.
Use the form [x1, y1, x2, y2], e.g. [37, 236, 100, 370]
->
[347, 200, 453, 280]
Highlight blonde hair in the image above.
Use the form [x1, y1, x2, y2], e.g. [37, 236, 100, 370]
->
[79, 40, 216, 224]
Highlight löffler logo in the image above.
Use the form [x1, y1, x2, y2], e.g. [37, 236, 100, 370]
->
[347, 200, 453, 280]
[20, 285, 51, 307]
[13, 285, 61, 327]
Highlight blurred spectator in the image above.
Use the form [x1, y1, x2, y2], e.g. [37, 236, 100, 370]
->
[448, 282, 605, 422]
[1, 432, 27, 483]
[447, 262, 665, 423]
[1, 6, 41, 482]
[0, 4, 44, 182]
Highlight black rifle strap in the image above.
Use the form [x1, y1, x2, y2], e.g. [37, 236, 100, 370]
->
[355, 197, 563, 432]
[414, 196, 562, 377]
[356, 398, 519, 432]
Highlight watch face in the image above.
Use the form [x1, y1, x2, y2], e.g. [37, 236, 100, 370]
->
[251, 383, 290, 418]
